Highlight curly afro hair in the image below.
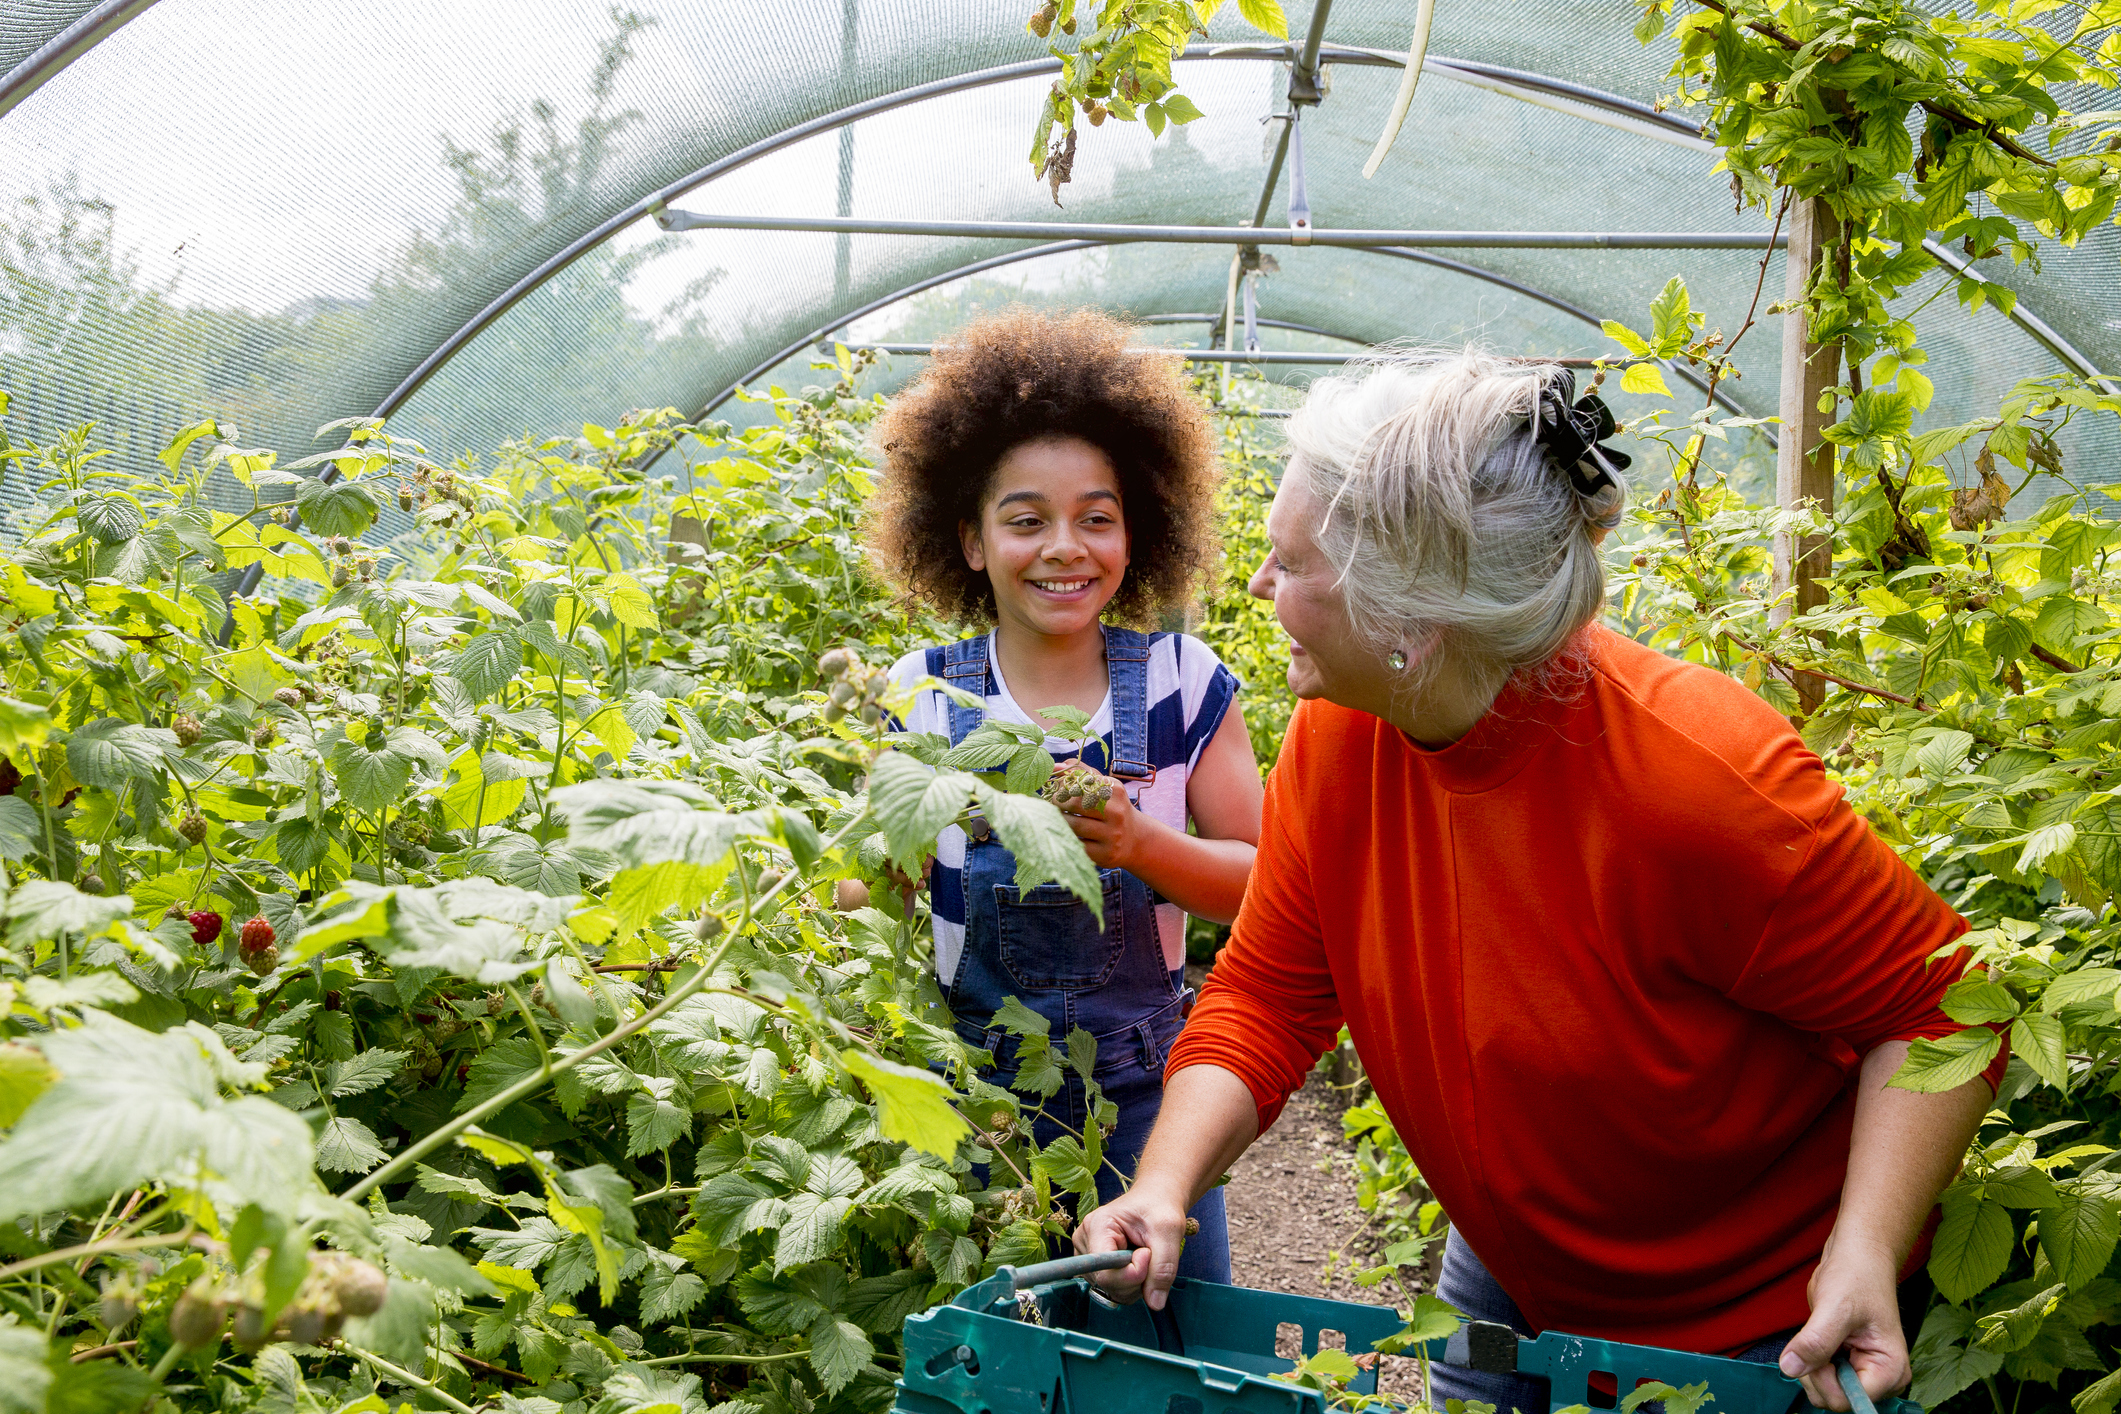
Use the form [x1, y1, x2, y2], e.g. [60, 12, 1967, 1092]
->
[865, 306, 1222, 629]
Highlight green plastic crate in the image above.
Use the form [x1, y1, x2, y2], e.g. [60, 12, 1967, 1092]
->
[892, 1254, 1922, 1414]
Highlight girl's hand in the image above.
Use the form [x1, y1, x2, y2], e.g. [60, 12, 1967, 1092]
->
[1050, 767, 1148, 870]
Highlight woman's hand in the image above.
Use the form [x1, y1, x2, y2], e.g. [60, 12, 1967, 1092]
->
[1782, 1239, 1908, 1410]
[1049, 767, 1147, 870]
[1072, 1178, 1191, 1309]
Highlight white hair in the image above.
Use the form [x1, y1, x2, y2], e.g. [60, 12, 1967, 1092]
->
[1283, 349, 1625, 693]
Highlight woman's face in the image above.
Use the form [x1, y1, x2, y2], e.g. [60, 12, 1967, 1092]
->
[1248, 465, 1394, 713]
[962, 436, 1130, 641]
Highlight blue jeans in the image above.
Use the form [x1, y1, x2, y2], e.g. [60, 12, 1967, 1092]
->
[1427, 1230, 1793, 1413]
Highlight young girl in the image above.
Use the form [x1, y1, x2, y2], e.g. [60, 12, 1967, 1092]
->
[868, 308, 1263, 1283]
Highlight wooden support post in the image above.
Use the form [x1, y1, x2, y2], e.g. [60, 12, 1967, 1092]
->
[1772, 194, 1842, 718]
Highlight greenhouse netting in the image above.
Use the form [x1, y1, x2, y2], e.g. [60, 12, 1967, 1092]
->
[5, 0, 2114, 498]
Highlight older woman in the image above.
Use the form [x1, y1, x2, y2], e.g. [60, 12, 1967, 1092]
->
[1075, 353, 2000, 1413]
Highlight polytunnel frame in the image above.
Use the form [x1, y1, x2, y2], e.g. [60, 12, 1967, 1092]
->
[3, 4, 2107, 424]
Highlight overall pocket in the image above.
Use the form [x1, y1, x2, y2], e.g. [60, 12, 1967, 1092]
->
[994, 868, 1126, 991]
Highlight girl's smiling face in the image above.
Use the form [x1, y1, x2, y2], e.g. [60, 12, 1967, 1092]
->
[961, 436, 1130, 640]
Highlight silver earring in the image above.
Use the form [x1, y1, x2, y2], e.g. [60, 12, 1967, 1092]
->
[1387, 648, 1408, 671]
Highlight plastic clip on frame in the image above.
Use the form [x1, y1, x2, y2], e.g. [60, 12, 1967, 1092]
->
[892, 1250, 1922, 1414]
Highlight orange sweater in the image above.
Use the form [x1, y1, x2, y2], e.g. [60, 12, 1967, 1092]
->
[1168, 627, 2003, 1354]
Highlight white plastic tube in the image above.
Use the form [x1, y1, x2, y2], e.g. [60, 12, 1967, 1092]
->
[1361, 0, 1436, 179]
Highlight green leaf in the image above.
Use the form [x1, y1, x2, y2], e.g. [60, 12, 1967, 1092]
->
[626, 1089, 692, 1156]
[75, 494, 142, 545]
[807, 1314, 873, 1395]
[841, 1049, 969, 1159]
[454, 632, 524, 700]
[1974, 1281, 2066, 1352]
[1601, 320, 1652, 357]
[329, 735, 418, 814]
[1910, 1304, 2003, 1408]
[1395, 1293, 1463, 1346]
[317, 1116, 390, 1173]
[0, 1325, 53, 1414]
[5, 882, 129, 946]
[1890, 1027, 2001, 1093]
[774, 1192, 852, 1270]
[640, 1256, 708, 1323]
[0, 1020, 317, 1221]
[992, 995, 1050, 1037]
[325, 1049, 408, 1097]
[1648, 276, 1693, 356]
[1621, 362, 1673, 397]
[843, 1269, 930, 1333]
[975, 784, 1101, 918]
[0, 1043, 54, 1127]
[2077, 1366, 2121, 1414]
[1034, 705, 1095, 739]
[343, 1277, 435, 1372]
[867, 751, 977, 868]
[2040, 1190, 2121, 1288]
[1942, 978, 2019, 1024]
[1930, 1190, 2014, 1302]
[1235, 0, 1288, 38]
[1160, 93, 1205, 125]
[2013, 1012, 2070, 1088]
[1031, 1136, 1097, 1198]
[693, 1173, 782, 1247]
[1004, 743, 1056, 795]
[66, 718, 169, 790]
[295, 477, 380, 537]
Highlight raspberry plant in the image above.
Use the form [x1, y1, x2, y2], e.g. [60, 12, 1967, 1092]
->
[0, 366, 1153, 1414]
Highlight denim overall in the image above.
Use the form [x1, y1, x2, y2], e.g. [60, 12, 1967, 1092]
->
[941, 629, 1231, 1283]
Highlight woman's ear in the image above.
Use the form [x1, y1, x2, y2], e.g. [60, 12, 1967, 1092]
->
[959, 520, 986, 573]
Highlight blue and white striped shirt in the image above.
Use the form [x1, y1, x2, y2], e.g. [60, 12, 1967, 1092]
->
[887, 631, 1241, 981]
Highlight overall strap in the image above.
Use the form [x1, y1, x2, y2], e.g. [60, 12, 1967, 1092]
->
[939, 634, 990, 747]
[1102, 627, 1154, 780]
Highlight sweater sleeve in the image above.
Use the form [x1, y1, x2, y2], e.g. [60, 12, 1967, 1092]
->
[1721, 749, 2009, 1093]
[1164, 706, 1344, 1129]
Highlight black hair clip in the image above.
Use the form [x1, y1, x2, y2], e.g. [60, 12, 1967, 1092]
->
[1534, 374, 1632, 497]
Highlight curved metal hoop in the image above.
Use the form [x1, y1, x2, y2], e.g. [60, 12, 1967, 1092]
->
[686, 241, 1763, 436]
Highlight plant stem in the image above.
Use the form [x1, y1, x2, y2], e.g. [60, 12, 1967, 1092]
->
[339, 807, 870, 1203]
[346, 1344, 485, 1414]
[0, 1228, 190, 1283]
[637, 1348, 812, 1367]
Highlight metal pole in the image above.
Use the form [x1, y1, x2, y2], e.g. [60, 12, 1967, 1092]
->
[825, 342, 1630, 367]
[651, 210, 1790, 250]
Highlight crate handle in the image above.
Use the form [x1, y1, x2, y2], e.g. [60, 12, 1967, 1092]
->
[1004, 1249, 1136, 1291]
[1836, 1361, 1878, 1414]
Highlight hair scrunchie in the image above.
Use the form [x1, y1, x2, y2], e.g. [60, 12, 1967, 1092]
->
[1533, 373, 1631, 531]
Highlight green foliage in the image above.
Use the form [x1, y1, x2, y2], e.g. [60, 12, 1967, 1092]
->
[0, 362, 1159, 1414]
[1022, 0, 1286, 199]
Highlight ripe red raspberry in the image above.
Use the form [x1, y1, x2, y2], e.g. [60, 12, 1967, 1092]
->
[239, 915, 276, 952]
[188, 911, 223, 947]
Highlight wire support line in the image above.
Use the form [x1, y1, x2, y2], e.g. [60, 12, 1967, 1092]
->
[650, 210, 1790, 250]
